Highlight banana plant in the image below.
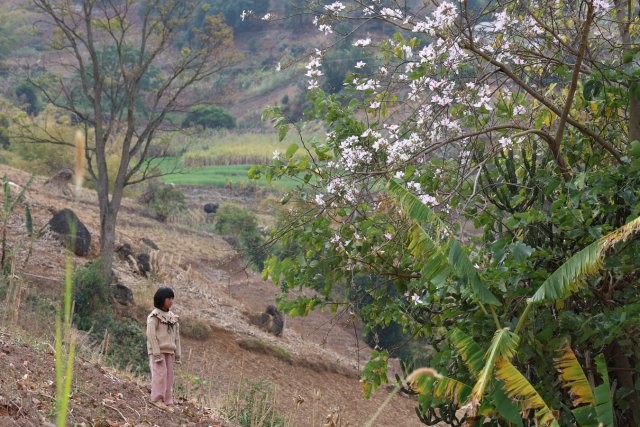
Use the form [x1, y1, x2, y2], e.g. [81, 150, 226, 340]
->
[387, 179, 637, 426]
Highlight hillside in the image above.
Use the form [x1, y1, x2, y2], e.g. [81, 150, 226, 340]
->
[0, 164, 426, 426]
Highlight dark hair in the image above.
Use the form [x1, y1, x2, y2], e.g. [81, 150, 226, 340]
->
[153, 287, 175, 309]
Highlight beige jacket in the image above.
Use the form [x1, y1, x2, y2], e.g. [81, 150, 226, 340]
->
[146, 308, 181, 361]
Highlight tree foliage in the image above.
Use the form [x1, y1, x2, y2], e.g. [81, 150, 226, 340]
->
[182, 105, 236, 129]
[253, 0, 640, 424]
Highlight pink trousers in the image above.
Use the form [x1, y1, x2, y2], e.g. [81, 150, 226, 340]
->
[149, 353, 175, 404]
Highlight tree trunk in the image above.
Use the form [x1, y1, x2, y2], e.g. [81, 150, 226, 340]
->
[630, 91, 640, 143]
[608, 342, 640, 426]
[97, 184, 125, 284]
[98, 200, 117, 283]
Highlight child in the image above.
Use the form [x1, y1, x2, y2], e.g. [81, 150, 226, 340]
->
[146, 287, 181, 412]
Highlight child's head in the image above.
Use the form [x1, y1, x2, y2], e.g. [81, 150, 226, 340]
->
[153, 287, 175, 310]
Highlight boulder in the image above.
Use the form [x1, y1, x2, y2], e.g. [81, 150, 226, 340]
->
[48, 209, 91, 256]
[248, 305, 284, 337]
[110, 283, 134, 306]
[136, 253, 150, 277]
[115, 243, 134, 260]
[141, 237, 159, 250]
[203, 203, 219, 214]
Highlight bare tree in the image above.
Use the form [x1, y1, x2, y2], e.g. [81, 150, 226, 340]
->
[29, 0, 238, 279]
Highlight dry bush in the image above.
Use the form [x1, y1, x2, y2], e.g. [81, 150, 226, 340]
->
[180, 316, 212, 341]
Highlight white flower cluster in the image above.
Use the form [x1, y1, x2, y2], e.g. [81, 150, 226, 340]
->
[411, 2, 457, 35]
[498, 137, 512, 150]
[312, 16, 333, 35]
[353, 38, 372, 47]
[338, 135, 373, 172]
[305, 50, 323, 90]
[592, 0, 613, 14]
[240, 10, 252, 22]
[320, 177, 358, 204]
[386, 132, 425, 165]
[353, 78, 379, 91]
[324, 1, 346, 13]
[380, 7, 404, 20]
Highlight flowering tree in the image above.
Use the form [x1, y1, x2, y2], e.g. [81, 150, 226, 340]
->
[253, 0, 640, 424]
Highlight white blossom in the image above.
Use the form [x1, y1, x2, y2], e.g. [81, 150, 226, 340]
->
[355, 61, 366, 69]
[513, 105, 527, 115]
[592, 0, 613, 14]
[498, 137, 512, 149]
[410, 293, 424, 305]
[419, 194, 439, 207]
[353, 38, 372, 47]
[380, 7, 404, 20]
[318, 24, 333, 35]
[324, 1, 346, 13]
[240, 10, 252, 22]
[315, 194, 325, 206]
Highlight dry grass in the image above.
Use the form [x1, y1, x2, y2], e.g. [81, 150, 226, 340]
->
[180, 316, 213, 341]
[237, 337, 294, 365]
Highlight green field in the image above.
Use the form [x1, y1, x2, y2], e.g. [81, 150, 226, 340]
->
[152, 159, 296, 190]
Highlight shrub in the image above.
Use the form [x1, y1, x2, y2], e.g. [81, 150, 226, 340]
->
[214, 204, 266, 271]
[222, 379, 287, 427]
[182, 105, 236, 130]
[72, 262, 149, 373]
[180, 317, 212, 341]
[72, 262, 110, 329]
[0, 114, 9, 149]
[99, 314, 149, 374]
[14, 82, 41, 116]
[142, 182, 187, 222]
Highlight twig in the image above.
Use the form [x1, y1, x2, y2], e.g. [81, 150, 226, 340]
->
[103, 403, 127, 423]
[19, 272, 65, 283]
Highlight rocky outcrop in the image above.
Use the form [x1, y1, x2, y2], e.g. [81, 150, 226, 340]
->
[48, 208, 91, 256]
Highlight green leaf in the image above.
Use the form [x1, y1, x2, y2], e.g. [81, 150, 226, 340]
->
[449, 241, 501, 306]
[492, 384, 524, 427]
[594, 354, 614, 427]
[388, 179, 501, 306]
[412, 374, 472, 405]
[530, 215, 640, 303]
[285, 143, 298, 159]
[496, 359, 560, 427]
[572, 405, 599, 427]
[583, 80, 602, 101]
[470, 328, 520, 404]
[278, 124, 289, 142]
[361, 350, 389, 399]
[510, 242, 534, 261]
[25, 205, 33, 236]
[449, 328, 485, 378]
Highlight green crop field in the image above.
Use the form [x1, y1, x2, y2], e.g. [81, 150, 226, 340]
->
[149, 158, 296, 190]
